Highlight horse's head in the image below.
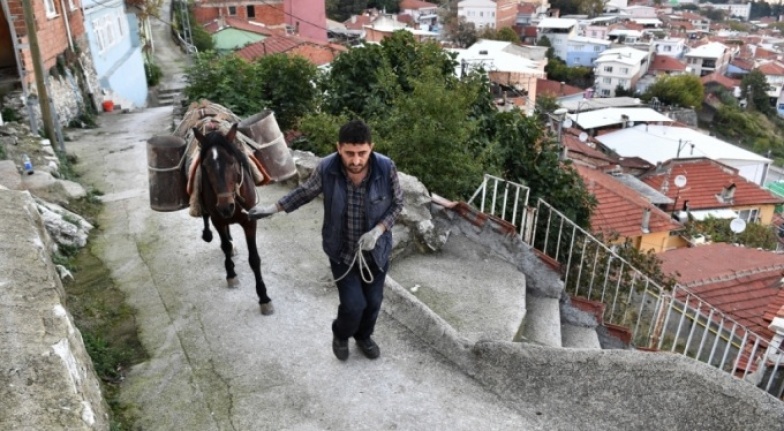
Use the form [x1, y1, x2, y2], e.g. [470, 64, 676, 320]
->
[193, 123, 251, 219]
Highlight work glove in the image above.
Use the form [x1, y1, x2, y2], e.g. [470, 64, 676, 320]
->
[358, 225, 384, 251]
[248, 203, 279, 220]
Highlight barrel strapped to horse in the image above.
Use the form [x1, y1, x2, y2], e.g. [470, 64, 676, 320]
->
[175, 101, 272, 217]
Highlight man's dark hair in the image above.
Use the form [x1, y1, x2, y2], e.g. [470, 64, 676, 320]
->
[338, 120, 372, 145]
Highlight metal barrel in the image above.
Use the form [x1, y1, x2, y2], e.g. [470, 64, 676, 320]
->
[146, 135, 189, 212]
[242, 110, 296, 182]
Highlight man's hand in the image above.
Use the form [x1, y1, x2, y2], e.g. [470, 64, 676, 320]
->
[358, 225, 384, 251]
[248, 203, 279, 220]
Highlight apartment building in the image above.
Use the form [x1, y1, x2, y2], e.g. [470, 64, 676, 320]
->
[594, 47, 651, 97]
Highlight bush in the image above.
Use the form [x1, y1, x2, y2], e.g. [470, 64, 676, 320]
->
[145, 61, 163, 86]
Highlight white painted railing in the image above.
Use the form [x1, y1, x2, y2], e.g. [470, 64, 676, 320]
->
[470, 176, 784, 400]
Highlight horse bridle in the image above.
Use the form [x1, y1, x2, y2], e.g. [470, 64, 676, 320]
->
[206, 152, 248, 205]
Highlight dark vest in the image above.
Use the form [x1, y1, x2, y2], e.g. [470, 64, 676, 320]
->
[319, 152, 394, 268]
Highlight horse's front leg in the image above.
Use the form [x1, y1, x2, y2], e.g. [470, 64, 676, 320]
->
[213, 221, 239, 287]
[201, 214, 213, 243]
[243, 219, 273, 315]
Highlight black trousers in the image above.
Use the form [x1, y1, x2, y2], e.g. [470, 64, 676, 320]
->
[329, 257, 388, 341]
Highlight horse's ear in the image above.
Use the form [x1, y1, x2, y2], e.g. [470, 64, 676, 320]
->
[193, 127, 206, 147]
[226, 123, 238, 143]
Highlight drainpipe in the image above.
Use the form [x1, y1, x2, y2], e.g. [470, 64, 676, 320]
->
[60, 0, 74, 51]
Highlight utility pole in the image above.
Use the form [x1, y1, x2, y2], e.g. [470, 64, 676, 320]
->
[20, 0, 57, 144]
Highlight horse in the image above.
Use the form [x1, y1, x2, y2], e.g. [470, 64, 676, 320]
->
[192, 124, 274, 315]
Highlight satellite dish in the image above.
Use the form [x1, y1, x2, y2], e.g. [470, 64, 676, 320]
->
[579, 132, 588, 142]
[673, 175, 687, 188]
[730, 218, 747, 234]
[563, 118, 573, 128]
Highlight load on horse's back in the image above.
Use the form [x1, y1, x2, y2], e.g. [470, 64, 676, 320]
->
[145, 100, 296, 315]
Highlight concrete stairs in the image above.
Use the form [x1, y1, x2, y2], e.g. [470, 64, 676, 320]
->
[154, 85, 186, 107]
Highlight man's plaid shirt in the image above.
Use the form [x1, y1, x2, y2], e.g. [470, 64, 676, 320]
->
[277, 158, 403, 264]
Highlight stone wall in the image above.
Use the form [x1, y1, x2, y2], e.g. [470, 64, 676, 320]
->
[0, 188, 109, 431]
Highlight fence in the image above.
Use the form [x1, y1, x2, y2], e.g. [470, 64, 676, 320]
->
[469, 175, 784, 399]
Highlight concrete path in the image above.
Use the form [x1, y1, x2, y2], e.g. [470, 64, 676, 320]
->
[66, 108, 546, 430]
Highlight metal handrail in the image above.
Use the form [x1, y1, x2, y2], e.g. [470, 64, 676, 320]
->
[470, 176, 784, 400]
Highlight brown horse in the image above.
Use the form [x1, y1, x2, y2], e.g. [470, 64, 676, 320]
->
[192, 124, 273, 315]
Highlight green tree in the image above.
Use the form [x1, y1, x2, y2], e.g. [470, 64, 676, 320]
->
[478, 27, 520, 44]
[492, 111, 595, 227]
[184, 52, 318, 130]
[326, 0, 368, 22]
[742, 69, 773, 115]
[643, 75, 704, 108]
[614, 84, 636, 97]
[443, 16, 478, 48]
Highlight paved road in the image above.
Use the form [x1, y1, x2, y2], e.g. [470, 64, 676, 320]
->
[65, 108, 546, 430]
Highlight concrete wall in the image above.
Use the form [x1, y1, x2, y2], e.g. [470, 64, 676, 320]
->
[0, 188, 109, 431]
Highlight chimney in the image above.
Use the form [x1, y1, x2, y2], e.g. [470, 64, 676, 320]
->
[642, 208, 651, 233]
[352, 15, 357, 23]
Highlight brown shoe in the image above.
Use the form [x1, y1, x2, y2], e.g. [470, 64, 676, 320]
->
[356, 337, 380, 359]
[333, 336, 349, 361]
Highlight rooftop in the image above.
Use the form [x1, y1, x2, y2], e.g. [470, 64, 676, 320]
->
[640, 158, 783, 210]
[566, 107, 673, 130]
[595, 47, 650, 65]
[234, 35, 347, 66]
[758, 61, 784, 76]
[575, 165, 683, 239]
[400, 0, 438, 9]
[649, 54, 687, 72]
[537, 18, 579, 29]
[700, 71, 740, 89]
[659, 243, 784, 342]
[536, 79, 584, 98]
[685, 42, 729, 58]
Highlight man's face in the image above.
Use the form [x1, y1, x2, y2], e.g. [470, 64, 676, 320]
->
[337, 142, 373, 175]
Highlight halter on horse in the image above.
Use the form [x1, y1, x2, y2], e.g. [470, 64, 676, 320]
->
[192, 124, 274, 315]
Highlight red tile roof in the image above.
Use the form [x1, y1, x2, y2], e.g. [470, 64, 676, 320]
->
[640, 158, 783, 211]
[730, 57, 754, 72]
[659, 243, 784, 341]
[576, 165, 683, 239]
[400, 0, 437, 9]
[755, 46, 778, 60]
[397, 13, 414, 25]
[234, 34, 347, 66]
[536, 79, 584, 98]
[518, 3, 536, 14]
[649, 54, 687, 72]
[700, 71, 739, 90]
[562, 129, 616, 166]
[758, 61, 784, 76]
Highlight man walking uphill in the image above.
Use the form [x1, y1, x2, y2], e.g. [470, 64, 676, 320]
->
[249, 120, 404, 361]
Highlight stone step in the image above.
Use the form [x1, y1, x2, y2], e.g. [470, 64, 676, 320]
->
[561, 323, 602, 349]
[520, 293, 562, 347]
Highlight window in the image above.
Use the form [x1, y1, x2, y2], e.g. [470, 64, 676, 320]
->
[620, 67, 629, 74]
[604, 66, 613, 72]
[480, 11, 483, 17]
[619, 79, 627, 86]
[594, 46, 602, 52]
[603, 77, 611, 84]
[44, 0, 56, 16]
[602, 89, 610, 96]
[93, 12, 126, 53]
[247, 5, 255, 18]
[492, 12, 495, 17]
[664, 45, 672, 52]
[738, 208, 760, 222]
[228, 6, 237, 15]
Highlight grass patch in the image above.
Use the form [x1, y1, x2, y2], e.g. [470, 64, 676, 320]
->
[65, 244, 149, 431]
[56, 150, 80, 181]
[64, 189, 104, 225]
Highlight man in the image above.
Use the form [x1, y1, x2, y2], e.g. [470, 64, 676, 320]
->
[249, 120, 403, 361]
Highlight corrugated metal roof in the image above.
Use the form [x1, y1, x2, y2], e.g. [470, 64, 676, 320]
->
[567, 107, 673, 130]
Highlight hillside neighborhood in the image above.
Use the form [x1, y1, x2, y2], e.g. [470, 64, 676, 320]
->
[5, 0, 784, 428]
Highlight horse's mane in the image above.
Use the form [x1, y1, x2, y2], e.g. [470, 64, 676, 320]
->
[198, 129, 252, 175]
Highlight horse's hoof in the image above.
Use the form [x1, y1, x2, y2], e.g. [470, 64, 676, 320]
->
[227, 277, 240, 288]
[202, 230, 213, 243]
[260, 302, 274, 315]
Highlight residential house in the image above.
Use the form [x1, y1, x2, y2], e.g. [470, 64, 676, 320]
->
[593, 47, 651, 97]
[575, 164, 684, 252]
[457, 0, 518, 30]
[671, 12, 710, 33]
[621, 5, 657, 18]
[203, 16, 273, 53]
[399, 0, 439, 30]
[515, 3, 537, 25]
[192, 0, 327, 42]
[363, 15, 437, 42]
[607, 29, 643, 44]
[83, 0, 147, 109]
[700, 71, 740, 95]
[560, 127, 617, 167]
[598, 125, 772, 185]
[565, 106, 673, 135]
[583, 25, 610, 40]
[647, 54, 687, 76]
[537, 79, 584, 104]
[654, 38, 686, 58]
[684, 41, 731, 77]
[757, 62, 784, 110]
[659, 243, 784, 352]
[566, 36, 611, 67]
[641, 158, 783, 224]
[234, 33, 347, 66]
[705, 3, 751, 21]
[536, 18, 578, 61]
[727, 56, 754, 79]
[0, 0, 104, 124]
[453, 39, 547, 114]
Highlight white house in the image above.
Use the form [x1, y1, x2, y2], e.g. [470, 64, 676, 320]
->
[620, 5, 657, 18]
[706, 3, 752, 21]
[537, 18, 578, 61]
[608, 29, 643, 44]
[400, 0, 439, 29]
[684, 41, 732, 77]
[566, 36, 612, 67]
[452, 39, 547, 114]
[596, 124, 772, 185]
[594, 47, 651, 97]
[655, 38, 686, 58]
[457, 0, 497, 29]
